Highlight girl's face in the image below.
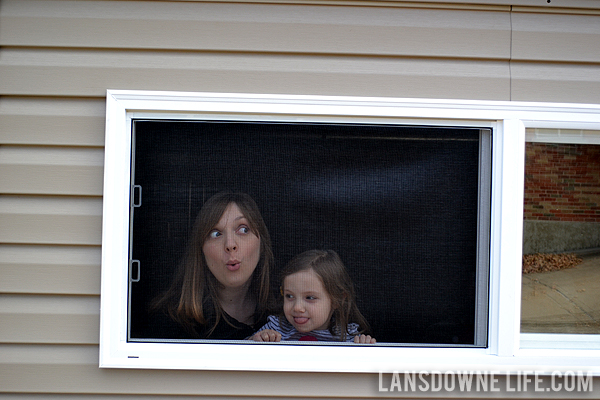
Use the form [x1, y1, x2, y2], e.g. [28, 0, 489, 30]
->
[203, 203, 261, 289]
[282, 268, 333, 333]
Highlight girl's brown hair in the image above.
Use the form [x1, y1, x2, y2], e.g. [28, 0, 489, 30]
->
[280, 249, 370, 341]
[154, 192, 274, 337]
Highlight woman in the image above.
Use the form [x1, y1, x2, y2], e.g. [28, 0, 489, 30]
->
[151, 191, 274, 339]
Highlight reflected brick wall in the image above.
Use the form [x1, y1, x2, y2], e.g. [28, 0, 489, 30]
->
[524, 143, 600, 222]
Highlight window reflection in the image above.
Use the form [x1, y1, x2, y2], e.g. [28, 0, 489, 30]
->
[521, 140, 600, 334]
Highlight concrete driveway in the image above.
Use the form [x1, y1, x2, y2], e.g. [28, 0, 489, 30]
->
[521, 253, 600, 334]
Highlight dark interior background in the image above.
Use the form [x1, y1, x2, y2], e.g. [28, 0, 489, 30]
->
[128, 120, 487, 345]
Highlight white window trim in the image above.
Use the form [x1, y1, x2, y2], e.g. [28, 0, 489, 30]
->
[100, 90, 600, 373]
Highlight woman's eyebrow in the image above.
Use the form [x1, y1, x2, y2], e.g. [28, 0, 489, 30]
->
[214, 215, 246, 227]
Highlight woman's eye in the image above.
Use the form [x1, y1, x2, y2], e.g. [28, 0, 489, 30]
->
[238, 226, 250, 234]
[208, 230, 221, 239]
[284, 294, 294, 299]
[306, 296, 317, 300]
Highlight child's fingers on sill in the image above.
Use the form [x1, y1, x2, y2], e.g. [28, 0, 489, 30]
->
[354, 334, 376, 344]
[255, 329, 281, 342]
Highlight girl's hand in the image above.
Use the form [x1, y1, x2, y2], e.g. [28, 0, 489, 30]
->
[353, 334, 376, 344]
[251, 329, 282, 342]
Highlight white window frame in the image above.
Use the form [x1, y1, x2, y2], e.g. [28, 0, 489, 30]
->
[100, 90, 600, 373]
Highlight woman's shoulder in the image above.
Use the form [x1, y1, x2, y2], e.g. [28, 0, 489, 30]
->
[144, 309, 193, 339]
[210, 314, 258, 340]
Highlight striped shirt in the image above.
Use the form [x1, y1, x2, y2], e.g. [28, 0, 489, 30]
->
[255, 315, 359, 342]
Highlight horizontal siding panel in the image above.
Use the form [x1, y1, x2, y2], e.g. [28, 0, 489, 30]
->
[0, 196, 102, 245]
[511, 62, 600, 104]
[0, 344, 98, 366]
[0, 367, 378, 397]
[0, 50, 511, 100]
[512, 12, 600, 63]
[127, 0, 600, 9]
[0, 344, 377, 396]
[0, 295, 99, 344]
[0, 97, 105, 147]
[0, 396, 306, 400]
[0, 115, 105, 146]
[0, 1, 511, 59]
[0, 146, 104, 196]
[0, 245, 100, 295]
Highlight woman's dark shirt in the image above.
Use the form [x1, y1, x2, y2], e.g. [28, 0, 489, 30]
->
[145, 305, 266, 340]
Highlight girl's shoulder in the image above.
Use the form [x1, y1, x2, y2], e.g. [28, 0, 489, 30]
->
[255, 315, 299, 339]
[347, 322, 360, 335]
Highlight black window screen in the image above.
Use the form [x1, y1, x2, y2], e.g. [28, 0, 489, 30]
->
[128, 120, 490, 346]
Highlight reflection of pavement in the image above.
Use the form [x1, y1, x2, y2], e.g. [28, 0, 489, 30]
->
[521, 252, 600, 334]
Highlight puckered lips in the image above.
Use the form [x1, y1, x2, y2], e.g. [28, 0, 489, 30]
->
[226, 259, 241, 271]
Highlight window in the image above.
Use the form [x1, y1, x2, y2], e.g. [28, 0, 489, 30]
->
[128, 119, 490, 346]
[520, 129, 600, 350]
[100, 91, 600, 372]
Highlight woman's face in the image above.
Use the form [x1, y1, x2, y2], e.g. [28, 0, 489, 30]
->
[203, 202, 261, 290]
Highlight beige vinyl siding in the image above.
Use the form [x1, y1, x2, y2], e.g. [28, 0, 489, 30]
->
[0, 98, 106, 146]
[0, 0, 599, 398]
[510, 9, 600, 103]
[0, 50, 511, 100]
[0, 3, 511, 57]
[0, 147, 104, 195]
[0, 245, 101, 295]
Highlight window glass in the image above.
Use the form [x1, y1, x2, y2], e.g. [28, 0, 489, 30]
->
[521, 139, 600, 334]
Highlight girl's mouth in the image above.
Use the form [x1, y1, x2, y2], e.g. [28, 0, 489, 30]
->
[293, 317, 309, 324]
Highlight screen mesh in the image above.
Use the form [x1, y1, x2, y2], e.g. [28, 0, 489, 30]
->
[129, 120, 486, 345]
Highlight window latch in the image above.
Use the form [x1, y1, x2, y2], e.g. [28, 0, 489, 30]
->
[130, 259, 141, 283]
[132, 185, 142, 207]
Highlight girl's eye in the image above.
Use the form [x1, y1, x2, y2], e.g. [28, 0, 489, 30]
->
[306, 296, 317, 300]
[208, 230, 221, 239]
[237, 226, 250, 234]
[284, 294, 294, 299]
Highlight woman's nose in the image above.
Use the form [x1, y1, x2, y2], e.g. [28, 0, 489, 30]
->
[225, 234, 237, 252]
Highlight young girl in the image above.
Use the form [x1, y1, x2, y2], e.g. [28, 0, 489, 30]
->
[250, 249, 376, 343]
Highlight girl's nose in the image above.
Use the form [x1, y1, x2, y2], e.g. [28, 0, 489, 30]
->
[293, 300, 305, 312]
